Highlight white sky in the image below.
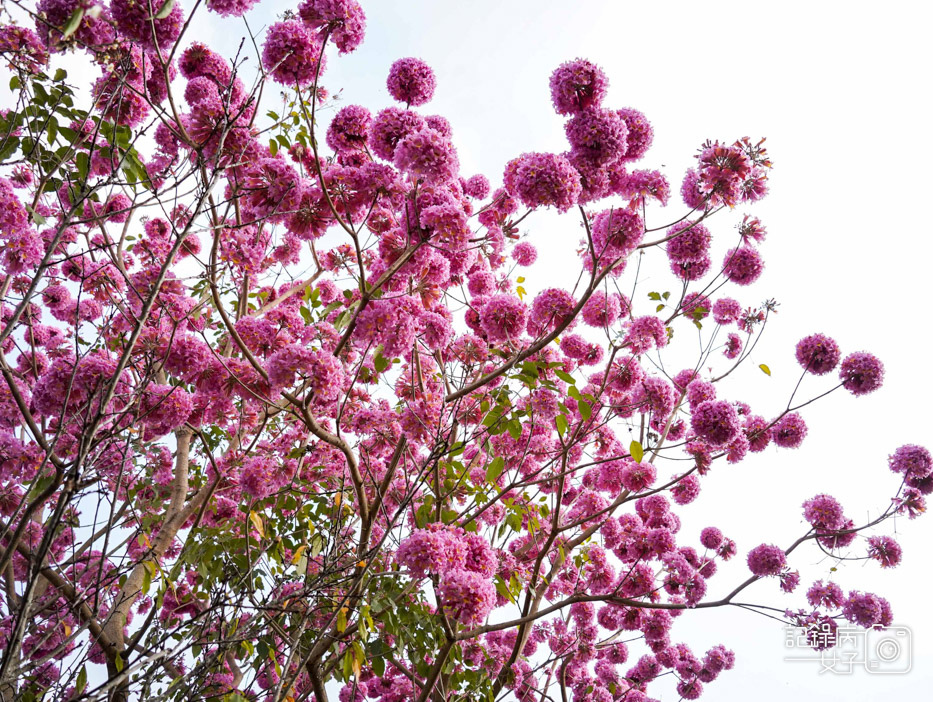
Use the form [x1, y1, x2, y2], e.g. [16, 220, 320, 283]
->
[5, 0, 933, 699]
[215, 1, 933, 698]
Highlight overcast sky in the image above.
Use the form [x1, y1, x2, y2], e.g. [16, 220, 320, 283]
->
[5, 0, 933, 699]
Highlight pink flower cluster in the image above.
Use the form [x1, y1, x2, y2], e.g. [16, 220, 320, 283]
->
[386, 57, 436, 106]
[503, 152, 582, 212]
[397, 526, 497, 624]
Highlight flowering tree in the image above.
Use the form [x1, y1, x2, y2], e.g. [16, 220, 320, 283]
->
[0, 2, 928, 701]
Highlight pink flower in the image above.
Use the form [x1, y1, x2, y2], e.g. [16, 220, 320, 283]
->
[615, 169, 670, 206]
[712, 298, 742, 325]
[620, 461, 656, 493]
[369, 107, 426, 161]
[625, 316, 667, 354]
[386, 57, 436, 106]
[888, 444, 933, 478]
[772, 412, 807, 448]
[140, 385, 194, 439]
[0, 24, 48, 72]
[807, 580, 844, 609]
[503, 152, 582, 212]
[512, 241, 537, 266]
[746, 544, 786, 577]
[591, 208, 644, 258]
[262, 20, 326, 86]
[206, 0, 258, 16]
[549, 59, 609, 115]
[690, 401, 740, 446]
[111, 0, 183, 51]
[723, 333, 742, 359]
[682, 292, 711, 321]
[839, 352, 884, 396]
[464, 174, 490, 199]
[671, 474, 701, 505]
[802, 494, 846, 531]
[666, 221, 711, 264]
[438, 569, 496, 624]
[842, 591, 889, 628]
[397, 526, 467, 577]
[394, 128, 459, 184]
[867, 536, 902, 568]
[722, 246, 763, 286]
[617, 108, 654, 162]
[696, 142, 751, 207]
[479, 294, 528, 343]
[419, 311, 454, 351]
[326, 105, 371, 153]
[299, 0, 366, 54]
[565, 107, 628, 168]
[529, 288, 576, 336]
[582, 291, 625, 327]
[699, 527, 724, 550]
[794, 333, 841, 375]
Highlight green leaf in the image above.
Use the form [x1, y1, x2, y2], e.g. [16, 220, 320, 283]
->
[114, 652, 124, 672]
[76, 150, 89, 181]
[61, 8, 85, 39]
[268, 138, 278, 156]
[578, 400, 592, 422]
[54, 68, 68, 82]
[28, 473, 56, 501]
[371, 648, 386, 677]
[554, 369, 576, 385]
[656, 304, 665, 312]
[648, 292, 661, 301]
[759, 363, 771, 376]
[75, 667, 88, 695]
[486, 456, 505, 482]
[373, 350, 390, 373]
[506, 419, 522, 440]
[555, 414, 568, 437]
[310, 532, 324, 557]
[629, 440, 644, 463]
[10, 75, 21, 91]
[494, 576, 516, 604]
[154, 0, 176, 20]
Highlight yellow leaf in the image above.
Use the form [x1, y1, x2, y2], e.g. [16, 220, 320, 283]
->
[249, 510, 265, 538]
[759, 363, 771, 376]
[63, 623, 71, 637]
[337, 607, 348, 632]
[351, 656, 361, 678]
[357, 559, 367, 568]
[291, 545, 307, 565]
[629, 440, 644, 463]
